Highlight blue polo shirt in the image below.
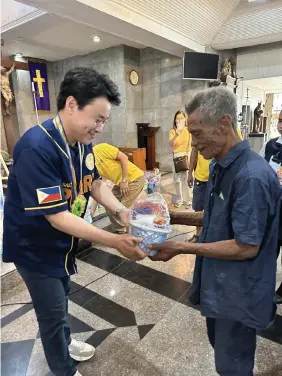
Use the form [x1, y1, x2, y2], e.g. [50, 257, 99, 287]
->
[3, 119, 100, 277]
[190, 140, 281, 330]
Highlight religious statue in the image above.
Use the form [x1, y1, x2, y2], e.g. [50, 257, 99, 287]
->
[220, 58, 236, 83]
[252, 101, 264, 133]
[220, 59, 232, 83]
[1, 63, 15, 115]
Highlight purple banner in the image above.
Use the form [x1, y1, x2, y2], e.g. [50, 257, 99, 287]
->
[29, 61, 50, 111]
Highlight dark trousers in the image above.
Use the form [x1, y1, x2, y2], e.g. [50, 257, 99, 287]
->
[16, 264, 77, 376]
[206, 318, 256, 376]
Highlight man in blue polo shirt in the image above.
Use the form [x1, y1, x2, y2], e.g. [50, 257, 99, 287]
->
[3, 67, 144, 376]
[150, 87, 281, 375]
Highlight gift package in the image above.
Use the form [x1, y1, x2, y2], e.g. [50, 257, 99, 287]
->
[144, 169, 161, 194]
[130, 192, 171, 256]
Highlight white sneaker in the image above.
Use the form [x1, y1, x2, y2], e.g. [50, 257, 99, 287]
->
[69, 339, 95, 362]
[74, 372, 82, 376]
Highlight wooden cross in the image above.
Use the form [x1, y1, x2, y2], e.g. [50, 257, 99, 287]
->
[1, 59, 29, 71]
[1, 58, 29, 155]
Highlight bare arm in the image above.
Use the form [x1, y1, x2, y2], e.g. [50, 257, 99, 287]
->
[91, 179, 123, 213]
[46, 210, 145, 260]
[169, 207, 204, 226]
[189, 147, 198, 172]
[46, 210, 118, 247]
[117, 151, 129, 181]
[7, 63, 15, 75]
[188, 147, 198, 187]
[151, 239, 259, 261]
[177, 239, 259, 260]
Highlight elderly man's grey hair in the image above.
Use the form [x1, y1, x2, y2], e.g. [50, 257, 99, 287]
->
[185, 87, 237, 130]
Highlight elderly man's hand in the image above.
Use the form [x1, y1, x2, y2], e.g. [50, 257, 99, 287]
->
[149, 241, 182, 262]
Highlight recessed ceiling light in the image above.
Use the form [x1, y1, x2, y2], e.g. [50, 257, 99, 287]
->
[92, 36, 101, 43]
[15, 53, 23, 58]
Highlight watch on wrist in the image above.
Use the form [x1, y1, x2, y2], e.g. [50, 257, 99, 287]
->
[122, 177, 128, 183]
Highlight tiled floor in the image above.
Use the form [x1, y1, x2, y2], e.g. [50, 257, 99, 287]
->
[1, 172, 282, 375]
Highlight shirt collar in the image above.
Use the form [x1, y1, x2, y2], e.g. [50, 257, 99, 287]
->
[277, 136, 282, 145]
[215, 140, 250, 169]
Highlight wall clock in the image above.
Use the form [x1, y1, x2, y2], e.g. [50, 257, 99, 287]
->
[129, 70, 139, 85]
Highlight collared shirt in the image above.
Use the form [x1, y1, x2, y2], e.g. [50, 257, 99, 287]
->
[190, 140, 281, 330]
[3, 119, 100, 277]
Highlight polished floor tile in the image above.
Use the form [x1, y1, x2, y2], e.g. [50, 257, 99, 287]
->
[88, 273, 175, 325]
[135, 303, 217, 376]
[2, 171, 282, 375]
[1, 339, 35, 376]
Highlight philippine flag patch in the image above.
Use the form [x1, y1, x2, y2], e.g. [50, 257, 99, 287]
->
[37, 186, 62, 204]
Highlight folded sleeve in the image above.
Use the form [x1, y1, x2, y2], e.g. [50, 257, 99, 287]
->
[15, 148, 68, 216]
[231, 177, 270, 246]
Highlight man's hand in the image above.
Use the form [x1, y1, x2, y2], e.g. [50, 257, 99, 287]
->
[149, 241, 182, 262]
[187, 173, 194, 188]
[120, 181, 129, 196]
[119, 207, 130, 228]
[115, 234, 145, 260]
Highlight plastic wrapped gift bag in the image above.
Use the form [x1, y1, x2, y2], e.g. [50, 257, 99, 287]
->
[144, 169, 161, 194]
[130, 192, 171, 256]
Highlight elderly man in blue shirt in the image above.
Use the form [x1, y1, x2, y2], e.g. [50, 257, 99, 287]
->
[150, 87, 281, 376]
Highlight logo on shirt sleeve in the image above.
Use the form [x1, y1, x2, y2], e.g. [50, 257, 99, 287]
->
[85, 153, 94, 170]
[37, 186, 62, 204]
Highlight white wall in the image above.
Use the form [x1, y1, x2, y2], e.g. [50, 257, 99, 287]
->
[237, 43, 282, 80]
[237, 81, 266, 113]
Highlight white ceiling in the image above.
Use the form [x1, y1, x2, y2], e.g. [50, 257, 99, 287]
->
[244, 76, 282, 93]
[1, 13, 145, 61]
[106, 0, 240, 46]
[2, 0, 282, 63]
[212, 0, 282, 49]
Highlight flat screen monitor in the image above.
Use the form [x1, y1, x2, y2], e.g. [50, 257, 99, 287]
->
[183, 51, 219, 81]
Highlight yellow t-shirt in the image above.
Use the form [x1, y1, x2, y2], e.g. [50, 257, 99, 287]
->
[93, 143, 143, 186]
[194, 127, 243, 182]
[194, 154, 211, 182]
[169, 127, 192, 153]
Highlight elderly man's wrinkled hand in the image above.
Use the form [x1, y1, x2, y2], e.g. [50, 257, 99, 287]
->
[149, 241, 182, 262]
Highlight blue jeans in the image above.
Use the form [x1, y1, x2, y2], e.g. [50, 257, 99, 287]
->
[16, 264, 77, 376]
[206, 318, 256, 376]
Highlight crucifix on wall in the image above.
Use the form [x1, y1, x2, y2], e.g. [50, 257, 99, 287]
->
[1, 43, 29, 154]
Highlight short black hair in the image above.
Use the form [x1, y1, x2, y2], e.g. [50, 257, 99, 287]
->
[57, 67, 121, 111]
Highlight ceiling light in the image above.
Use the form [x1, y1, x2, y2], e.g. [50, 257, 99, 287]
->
[92, 36, 101, 43]
[15, 53, 23, 58]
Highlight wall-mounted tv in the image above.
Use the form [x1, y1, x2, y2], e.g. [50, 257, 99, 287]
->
[183, 51, 219, 81]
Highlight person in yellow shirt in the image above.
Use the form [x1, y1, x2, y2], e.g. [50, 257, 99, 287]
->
[93, 143, 145, 233]
[169, 111, 192, 209]
[188, 127, 243, 242]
